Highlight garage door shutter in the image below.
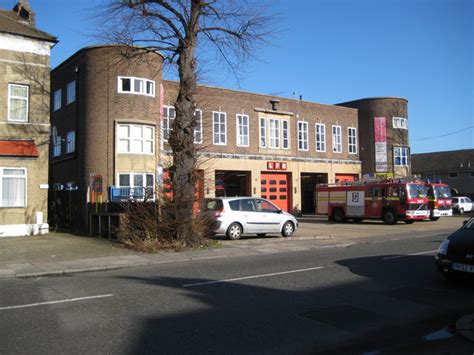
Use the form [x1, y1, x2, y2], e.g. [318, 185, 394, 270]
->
[260, 172, 290, 212]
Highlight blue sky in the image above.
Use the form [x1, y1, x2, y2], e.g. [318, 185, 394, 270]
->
[3, 0, 472, 153]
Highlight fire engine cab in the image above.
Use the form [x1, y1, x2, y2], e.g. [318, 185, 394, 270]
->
[425, 181, 452, 221]
[315, 179, 430, 224]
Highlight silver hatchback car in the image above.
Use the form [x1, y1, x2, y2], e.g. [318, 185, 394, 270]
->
[202, 197, 298, 240]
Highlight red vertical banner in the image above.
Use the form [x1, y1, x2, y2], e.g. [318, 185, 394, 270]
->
[374, 117, 388, 172]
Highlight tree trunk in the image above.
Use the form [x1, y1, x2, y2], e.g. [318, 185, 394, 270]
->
[168, 0, 201, 245]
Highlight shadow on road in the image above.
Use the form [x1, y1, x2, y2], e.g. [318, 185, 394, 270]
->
[114, 253, 474, 354]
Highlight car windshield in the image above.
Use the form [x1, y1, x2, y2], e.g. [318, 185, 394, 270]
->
[464, 218, 474, 230]
[433, 185, 451, 199]
[407, 184, 428, 199]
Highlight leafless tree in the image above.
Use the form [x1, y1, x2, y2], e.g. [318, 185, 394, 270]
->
[99, 0, 273, 246]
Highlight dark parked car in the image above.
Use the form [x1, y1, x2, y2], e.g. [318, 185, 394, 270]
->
[436, 217, 474, 278]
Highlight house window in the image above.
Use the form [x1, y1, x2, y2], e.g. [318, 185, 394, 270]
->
[117, 124, 154, 154]
[394, 146, 409, 166]
[163, 106, 175, 141]
[348, 127, 357, 154]
[118, 172, 154, 200]
[298, 121, 308, 151]
[282, 119, 289, 149]
[53, 135, 61, 157]
[259, 117, 267, 148]
[194, 109, 203, 144]
[236, 114, 249, 147]
[470, 172, 474, 178]
[213, 111, 227, 145]
[449, 172, 458, 179]
[66, 81, 76, 105]
[0, 167, 26, 207]
[269, 118, 280, 149]
[332, 125, 342, 153]
[66, 131, 75, 153]
[316, 123, 326, 152]
[393, 117, 408, 129]
[8, 84, 29, 122]
[53, 89, 61, 111]
[118, 76, 155, 97]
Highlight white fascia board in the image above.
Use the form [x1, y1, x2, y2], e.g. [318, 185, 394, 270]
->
[0, 32, 53, 56]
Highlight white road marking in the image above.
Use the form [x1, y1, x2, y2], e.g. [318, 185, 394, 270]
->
[183, 266, 325, 288]
[383, 250, 438, 260]
[0, 294, 113, 311]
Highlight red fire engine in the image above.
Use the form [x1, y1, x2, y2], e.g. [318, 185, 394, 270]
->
[315, 179, 430, 224]
[425, 181, 452, 221]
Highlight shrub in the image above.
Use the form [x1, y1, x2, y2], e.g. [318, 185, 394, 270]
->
[117, 197, 216, 252]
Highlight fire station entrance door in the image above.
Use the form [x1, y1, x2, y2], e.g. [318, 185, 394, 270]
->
[260, 172, 291, 212]
[301, 173, 328, 214]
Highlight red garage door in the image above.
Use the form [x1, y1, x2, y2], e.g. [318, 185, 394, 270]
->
[335, 174, 358, 183]
[260, 172, 291, 212]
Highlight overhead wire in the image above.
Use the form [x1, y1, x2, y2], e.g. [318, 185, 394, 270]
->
[411, 125, 473, 141]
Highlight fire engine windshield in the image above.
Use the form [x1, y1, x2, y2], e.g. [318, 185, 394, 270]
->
[407, 184, 428, 199]
[433, 185, 451, 198]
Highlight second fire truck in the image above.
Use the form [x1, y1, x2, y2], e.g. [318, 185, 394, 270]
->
[425, 181, 452, 221]
[315, 179, 430, 224]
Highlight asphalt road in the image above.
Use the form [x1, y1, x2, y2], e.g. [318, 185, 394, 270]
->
[1, 232, 473, 354]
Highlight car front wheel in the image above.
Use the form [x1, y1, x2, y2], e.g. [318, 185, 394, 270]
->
[226, 223, 242, 240]
[281, 221, 294, 237]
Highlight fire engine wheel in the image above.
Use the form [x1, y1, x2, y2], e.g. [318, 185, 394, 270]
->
[332, 208, 345, 223]
[353, 218, 363, 223]
[430, 216, 440, 221]
[382, 209, 397, 225]
[226, 223, 242, 240]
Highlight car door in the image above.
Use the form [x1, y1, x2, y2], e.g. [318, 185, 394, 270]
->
[238, 198, 262, 233]
[254, 198, 282, 233]
[465, 197, 473, 212]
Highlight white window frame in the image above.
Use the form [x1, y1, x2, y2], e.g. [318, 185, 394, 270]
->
[259, 117, 267, 148]
[393, 117, 408, 129]
[298, 121, 309, 151]
[8, 84, 29, 122]
[194, 109, 203, 144]
[117, 172, 155, 200]
[53, 89, 61, 111]
[0, 167, 27, 208]
[332, 125, 342, 153]
[117, 76, 155, 97]
[315, 123, 326, 152]
[394, 146, 409, 166]
[213, 111, 227, 146]
[117, 124, 155, 154]
[66, 80, 76, 105]
[282, 119, 290, 150]
[53, 135, 61, 157]
[348, 127, 357, 154]
[66, 131, 75, 153]
[236, 114, 250, 147]
[269, 118, 281, 149]
[163, 105, 175, 142]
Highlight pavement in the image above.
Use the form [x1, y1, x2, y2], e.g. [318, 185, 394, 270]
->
[0, 214, 473, 342]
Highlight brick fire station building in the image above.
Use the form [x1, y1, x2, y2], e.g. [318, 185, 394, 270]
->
[49, 45, 410, 231]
